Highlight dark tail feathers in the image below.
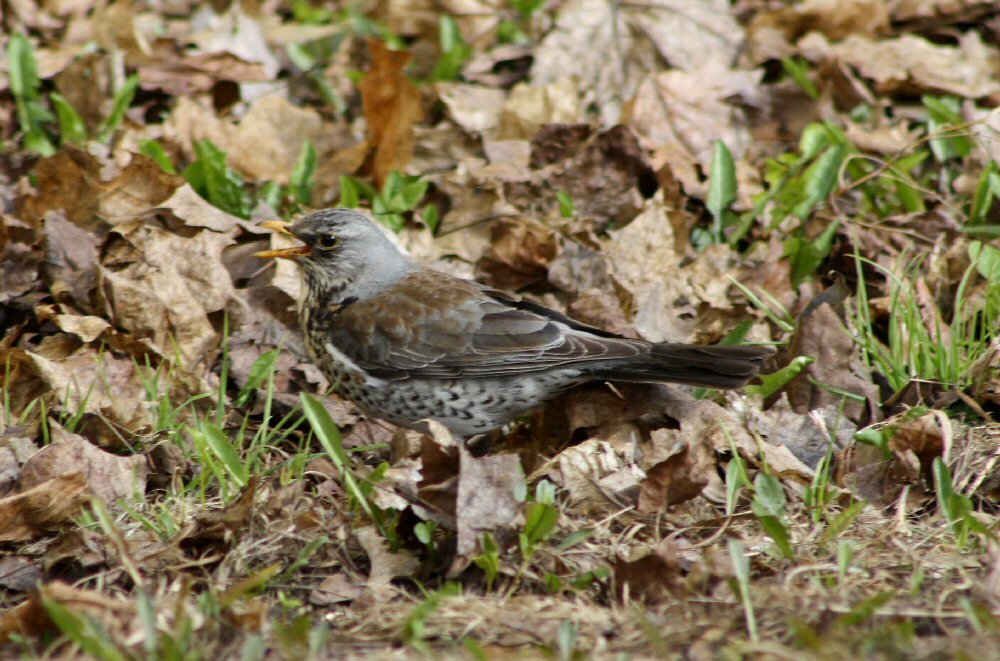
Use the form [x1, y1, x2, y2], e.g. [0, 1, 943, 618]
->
[597, 343, 775, 389]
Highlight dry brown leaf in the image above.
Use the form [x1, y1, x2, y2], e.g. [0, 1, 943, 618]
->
[502, 124, 656, 227]
[51, 314, 112, 343]
[16, 150, 101, 229]
[146, 441, 191, 492]
[657, 393, 814, 479]
[52, 52, 112, 136]
[800, 31, 1000, 99]
[530, 0, 635, 125]
[0, 555, 42, 592]
[551, 383, 813, 510]
[969, 337, 1000, 407]
[156, 184, 246, 233]
[632, 0, 744, 71]
[97, 219, 236, 366]
[357, 525, 419, 597]
[0, 597, 44, 644]
[180, 476, 258, 547]
[0, 472, 89, 542]
[753, 395, 856, 469]
[0, 433, 37, 498]
[19, 426, 147, 504]
[164, 95, 350, 188]
[0, 343, 154, 447]
[567, 292, 636, 339]
[310, 572, 365, 606]
[551, 437, 644, 514]
[226, 96, 328, 184]
[0, 215, 41, 302]
[838, 443, 920, 505]
[625, 64, 764, 172]
[417, 421, 460, 528]
[892, 0, 996, 22]
[369, 458, 422, 512]
[612, 538, 687, 603]
[186, 6, 280, 79]
[547, 234, 619, 300]
[462, 44, 531, 89]
[0, 447, 21, 498]
[41, 211, 100, 310]
[497, 80, 581, 141]
[44, 528, 114, 576]
[891, 412, 947, 464]
[651, 142, 698, 210]
[360, 38, 424, 188]
[19, 148, 184, 230]
[409, 124, 484, 176]
[844, 118, 920, 155]
[604, 201, 743, 342]
[785, 301, 879, 424]
[139, 52, 270, 96]
[92, 0, 152, 63]
[637, 437, 714, 513]
[837, 411, 947, 504]
[531, 0, 743, 126]
[374, 0, 441, 40]
[0, 581, 136, 644]
[747, 0, 890, 64]
[436, 82, 507, 134]
[454, 449, 523, 559]
[2, 0, 62, 33]
[474, 217, 558, 291]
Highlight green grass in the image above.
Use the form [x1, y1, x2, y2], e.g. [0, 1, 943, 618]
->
[852, 243, 1000, 394]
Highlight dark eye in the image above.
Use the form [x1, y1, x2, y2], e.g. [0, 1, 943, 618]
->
[316, 234, 339, 250]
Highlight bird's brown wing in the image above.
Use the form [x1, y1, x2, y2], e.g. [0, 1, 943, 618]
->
[329, 270, 643, 379]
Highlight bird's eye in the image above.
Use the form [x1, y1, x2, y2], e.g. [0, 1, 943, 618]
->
[316, 234, 339, 250]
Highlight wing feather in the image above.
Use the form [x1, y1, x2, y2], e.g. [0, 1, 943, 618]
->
[328, 270, 644, 379]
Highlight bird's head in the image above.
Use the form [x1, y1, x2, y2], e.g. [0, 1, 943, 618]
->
[255, 209, 412, 299]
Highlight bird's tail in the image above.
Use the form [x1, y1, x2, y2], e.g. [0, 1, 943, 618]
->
[596, 343, 775, 389]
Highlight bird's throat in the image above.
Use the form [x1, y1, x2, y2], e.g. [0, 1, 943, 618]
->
[299, 273, 354, 337]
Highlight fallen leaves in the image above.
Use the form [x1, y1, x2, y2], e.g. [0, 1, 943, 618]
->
[20, 148, 183, 229]
[802, 32, 1000, 100]
[0, 472, 88, 542]
[19, 426, 147, 503]
[165, 95, 343, 187]
[99, 220, 236, 366]
[3, 0, 1000, 657]
[181, 476, 259, 548]
[1, 340, 154, 448]
[637, 438, 715, 513]
[360, 39, 424, 187]
[358, 526, 420, 599]
[475, 216, 558, 290]
[0, 423, 147, 543]
[625, 64, 764, 173]
[0, 581, 136, 644]
[784, 298, 879, 425]
[604, 201, 749, 342]
[839, 410, 949, 504]
[611, 538, 688, 603]
[454, 449, 522, 560]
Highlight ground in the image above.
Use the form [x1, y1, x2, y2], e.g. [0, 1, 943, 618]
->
[1, 0, 999, 658]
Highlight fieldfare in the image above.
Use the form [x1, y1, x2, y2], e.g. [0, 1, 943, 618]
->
[256, 209, 774, 437]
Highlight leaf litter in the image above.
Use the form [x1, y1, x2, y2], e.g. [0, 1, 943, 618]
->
[1, 0, 999, 657]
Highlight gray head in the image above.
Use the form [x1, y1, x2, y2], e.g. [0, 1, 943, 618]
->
[257, 209, 413, 301]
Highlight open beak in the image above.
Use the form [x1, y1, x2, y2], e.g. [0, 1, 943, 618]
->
[254, 221, 312, 259]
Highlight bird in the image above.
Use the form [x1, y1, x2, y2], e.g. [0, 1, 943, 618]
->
[255, 209, 774, 438]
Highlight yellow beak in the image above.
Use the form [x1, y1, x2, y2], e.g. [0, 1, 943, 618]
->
[254, 221, 312, 259]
